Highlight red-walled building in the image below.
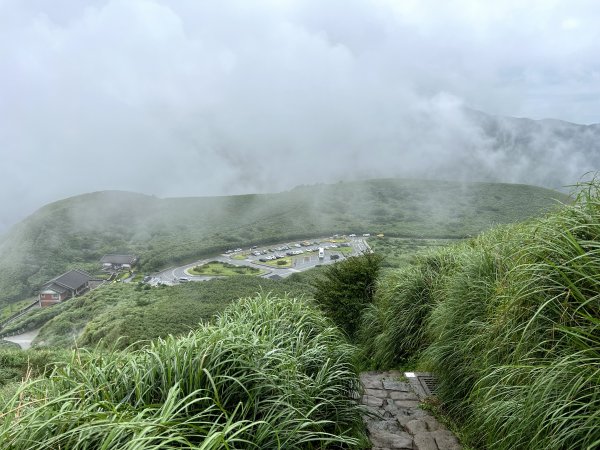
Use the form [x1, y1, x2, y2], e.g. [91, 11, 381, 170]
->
[38, 269, 95, 307]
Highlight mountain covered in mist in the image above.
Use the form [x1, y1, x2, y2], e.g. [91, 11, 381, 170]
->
[457, 109, 600, 189]
[0, 178, 569, 307]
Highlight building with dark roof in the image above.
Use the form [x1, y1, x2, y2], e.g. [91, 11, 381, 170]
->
[100, 254, 138, 270]
[38, 269, 95, 307]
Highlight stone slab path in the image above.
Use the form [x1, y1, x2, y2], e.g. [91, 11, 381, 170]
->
[360, 371, 461, 450]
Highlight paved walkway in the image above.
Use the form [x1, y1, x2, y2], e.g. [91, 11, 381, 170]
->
[2, 328, 41, 350]
[360, 371, 461, 450]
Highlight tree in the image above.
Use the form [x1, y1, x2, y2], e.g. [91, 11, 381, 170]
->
[313, 253, 383, 340]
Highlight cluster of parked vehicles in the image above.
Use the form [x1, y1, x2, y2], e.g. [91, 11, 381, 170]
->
[224, 237, 359, 259]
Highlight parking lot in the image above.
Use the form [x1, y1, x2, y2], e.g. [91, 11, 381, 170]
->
[152, 235, 371, 285]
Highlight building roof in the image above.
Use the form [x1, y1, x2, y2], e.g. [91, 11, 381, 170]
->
[100, 254, 138, 265]
[41, 269, 94, 292]
[40, 283, 69, 294]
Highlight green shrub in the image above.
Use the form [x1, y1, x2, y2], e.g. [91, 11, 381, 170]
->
[313, 253, 383, 340]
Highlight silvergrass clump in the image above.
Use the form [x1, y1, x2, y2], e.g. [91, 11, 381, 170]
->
[363, 180, 600, 449]
[0, 294, 366, 449]
[359, 246, 460, 368]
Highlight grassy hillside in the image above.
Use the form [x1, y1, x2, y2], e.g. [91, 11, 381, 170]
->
[1, 294, 367, 449]
[4, 275, 316, 350]
[360, 182, 600, 449]
[0, 178, 568, 307]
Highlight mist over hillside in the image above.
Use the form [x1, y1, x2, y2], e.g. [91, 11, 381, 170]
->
[463, 110, 600, 188]
[2, 1, 599, 232]
[0, 108, 596, 233]
[0, 178, 568, 307]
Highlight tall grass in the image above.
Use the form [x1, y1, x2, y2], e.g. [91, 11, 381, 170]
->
[363, 181, 600, 449]
[0, 294, 366, 449]
[359, 247, 460, 368]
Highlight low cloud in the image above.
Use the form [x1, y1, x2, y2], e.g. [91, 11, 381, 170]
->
[1, 0, 599, 230]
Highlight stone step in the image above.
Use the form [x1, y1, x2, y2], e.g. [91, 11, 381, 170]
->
[359, 371, 461, 450]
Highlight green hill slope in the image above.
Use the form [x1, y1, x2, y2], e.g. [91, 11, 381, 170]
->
[3, 275, 315, 350]
[361, 182, 599, 449]
[0, 178, 568, 307]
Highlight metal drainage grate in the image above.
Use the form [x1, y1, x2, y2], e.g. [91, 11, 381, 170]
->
[417, 374, 438, 396]
[405, 372, 438, 399]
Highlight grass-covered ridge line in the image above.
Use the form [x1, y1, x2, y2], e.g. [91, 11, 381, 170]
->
[1, 294, 366, 449]
[362, 182, 600, 449]
[0, 178, 567, 307]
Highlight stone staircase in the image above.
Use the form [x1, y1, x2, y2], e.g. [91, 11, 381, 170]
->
[360, 371, 461, 450]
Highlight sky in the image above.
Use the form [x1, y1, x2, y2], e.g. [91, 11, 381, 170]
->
[1, 0, 599, 231]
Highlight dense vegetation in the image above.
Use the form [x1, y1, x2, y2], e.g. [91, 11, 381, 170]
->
[360, 182, 600, 449]
[0, 178, 566, 308]
[313, 253, 383, 340]
[0, 347, 69, 401]
[4, 275, 315, 350]
[1, 178, 590, 449]
[368, 237, 456, 269]
[0, 294, 367, 449]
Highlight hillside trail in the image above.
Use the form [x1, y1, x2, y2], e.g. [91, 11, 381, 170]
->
[359, 371, 461, 450]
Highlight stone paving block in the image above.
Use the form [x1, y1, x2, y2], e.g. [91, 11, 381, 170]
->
[361, 374, 384, 389]
[383, 380, 412, 391]
[366, 418, 404, 434]
[431, 430, 461, 450]
[389, 391, 419, 401]
[413, 433, 438, 450]
[360, 371, 461, 450]
[393, 399, 421, 409]
[404, 416, 444, 434]
[413, 430, 461, 450]
[363, 395, 384, 407]
[369, 429, 414, 449]
[404, 419, 429, 434]
[365, 388, 388, 398]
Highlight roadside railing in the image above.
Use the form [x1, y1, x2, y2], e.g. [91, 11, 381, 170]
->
[0, 300, 39, 330]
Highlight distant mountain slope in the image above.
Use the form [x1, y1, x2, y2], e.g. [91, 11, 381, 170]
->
[461, 109, 600, 189]
[0, 178, 568, 306]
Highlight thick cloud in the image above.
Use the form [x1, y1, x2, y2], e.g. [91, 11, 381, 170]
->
[1, 0, 599, 231]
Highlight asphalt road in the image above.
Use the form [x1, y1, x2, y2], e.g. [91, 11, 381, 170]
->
[152, 237, 370, 285]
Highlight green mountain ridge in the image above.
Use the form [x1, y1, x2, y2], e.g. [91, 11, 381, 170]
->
[0, 178, 568, 307]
